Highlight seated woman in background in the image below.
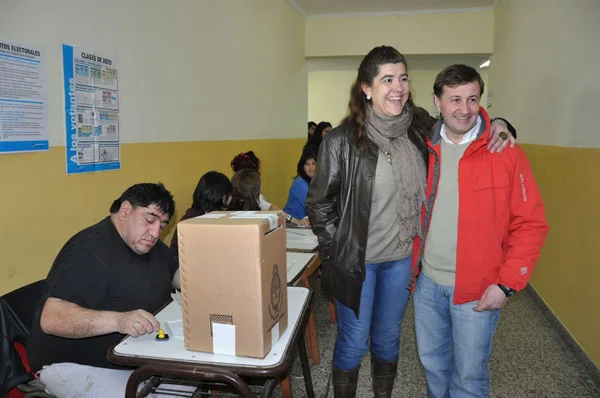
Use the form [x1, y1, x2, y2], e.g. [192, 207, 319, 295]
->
[229, 168, 262, 211]
[170, 171, 232, 260]
[230, 151, 274, 210]
[284, 150, 316, 221]
[230, 150, 308, 225]
[307, 121, 317, 139]
[303, 121, 332, 156]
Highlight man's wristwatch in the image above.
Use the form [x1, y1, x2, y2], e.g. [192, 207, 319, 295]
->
[286, 214, 293, 223]
[497, 283, 516, 297]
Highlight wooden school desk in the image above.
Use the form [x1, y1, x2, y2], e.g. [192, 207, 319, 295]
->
[108, 287, 314, 398]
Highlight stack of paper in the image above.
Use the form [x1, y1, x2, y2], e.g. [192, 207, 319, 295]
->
[171, 290, 182, 307]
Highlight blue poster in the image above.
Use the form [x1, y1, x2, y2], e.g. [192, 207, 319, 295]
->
[63, 44, 120, 174]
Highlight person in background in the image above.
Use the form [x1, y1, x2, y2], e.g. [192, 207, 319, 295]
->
[228, 168, 262, 211]
[303, 121, 332, 156]
[316, 121, 333, 137]
[169, 171, 232, 261]
[412, 64, 548, 398]
[308, 121, 317, 139]
[230, 151, 307, 225]
[283, 150, 316, 222]
[306, 46, 515, 398]
[230, 151, 273, 210]
[27, 183, 182, 397]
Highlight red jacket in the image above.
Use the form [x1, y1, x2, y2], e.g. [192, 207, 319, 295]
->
[411, 108, 549, 304]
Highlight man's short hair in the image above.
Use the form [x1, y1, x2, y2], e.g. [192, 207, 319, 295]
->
[433, 64, 485, 98]
[109, 183, 175, 218]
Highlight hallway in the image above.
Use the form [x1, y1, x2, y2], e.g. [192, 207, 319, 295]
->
[281, 280, 600, 397]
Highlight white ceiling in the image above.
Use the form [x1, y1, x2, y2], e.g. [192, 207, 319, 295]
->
[288, 0, 499, 17]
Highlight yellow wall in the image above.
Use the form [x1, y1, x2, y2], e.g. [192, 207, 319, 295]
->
[0, 139, 306, 294]
[306, 11, 494, 57]
[522, 144, 600, 366]
[490, 0, 600, 366]
[309, 68, 488, 124]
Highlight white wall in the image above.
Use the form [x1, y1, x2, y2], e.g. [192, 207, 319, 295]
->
[0, 0, 307, 144]
[308, 70, 354, 126]
[489, 0, 600, 147]
[306, 11, 494, 57]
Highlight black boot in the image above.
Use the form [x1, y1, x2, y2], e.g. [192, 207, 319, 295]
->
[332, 365, 360, 398]
[371, 358, 398, 397]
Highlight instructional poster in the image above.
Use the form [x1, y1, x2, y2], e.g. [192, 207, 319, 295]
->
[63, 44, 120, 174]
[0, 38, 48, 154]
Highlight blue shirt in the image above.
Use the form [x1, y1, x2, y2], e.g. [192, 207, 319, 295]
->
[284, 176, 309, 219]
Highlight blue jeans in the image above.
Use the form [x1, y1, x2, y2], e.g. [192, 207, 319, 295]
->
[333, 257, 412, 371]
[414, 273, 500, 398]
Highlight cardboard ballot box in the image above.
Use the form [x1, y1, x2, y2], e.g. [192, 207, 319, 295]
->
[177, 211, 288, 358]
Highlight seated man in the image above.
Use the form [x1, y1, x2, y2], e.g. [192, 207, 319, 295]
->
[27, 182, 182, 396]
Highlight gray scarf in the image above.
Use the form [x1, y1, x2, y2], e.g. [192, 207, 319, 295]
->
[365, 105, 427, 244]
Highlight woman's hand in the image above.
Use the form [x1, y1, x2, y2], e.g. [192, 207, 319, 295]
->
[292, 216, 311, 227]
[488, 119, 516, 153]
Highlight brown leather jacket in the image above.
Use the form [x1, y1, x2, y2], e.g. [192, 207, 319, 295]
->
[306, 108, 434, 316]
[305, 121, 383, 315]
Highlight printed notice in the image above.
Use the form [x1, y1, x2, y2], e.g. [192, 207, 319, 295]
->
[63, 44, 120, 174]
[0, 38, 48, 154]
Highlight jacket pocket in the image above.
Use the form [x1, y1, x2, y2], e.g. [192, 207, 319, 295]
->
[473, 172, 509, 191]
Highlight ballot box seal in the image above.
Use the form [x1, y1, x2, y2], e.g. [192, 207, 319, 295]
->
[269, 264, 283, 321]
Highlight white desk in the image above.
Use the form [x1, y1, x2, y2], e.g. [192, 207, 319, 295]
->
[286, 251, 321, 365]
[109, 287, 314, 398]
[285, 231, 321, 366]
[285, 228, 318, 252]
[114, 287, 307, 367]
[286, 252, 315, 284]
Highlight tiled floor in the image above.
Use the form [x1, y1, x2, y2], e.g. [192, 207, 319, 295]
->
[274, 280, 600, 397]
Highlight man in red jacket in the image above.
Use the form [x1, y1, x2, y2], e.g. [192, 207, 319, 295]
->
[412, 64, 548, 398]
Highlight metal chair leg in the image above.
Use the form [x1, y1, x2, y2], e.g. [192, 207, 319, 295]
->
[298, 332, 315, 398]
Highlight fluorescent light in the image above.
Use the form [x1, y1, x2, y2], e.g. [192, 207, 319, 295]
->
[479, 60, 490, 69]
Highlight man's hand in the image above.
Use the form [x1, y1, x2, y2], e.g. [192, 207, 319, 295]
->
[473, 284, 509, 312]
[116, 309, 160, 337]
[40, 297, 161, 338]
[488, 120, 516, 153]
